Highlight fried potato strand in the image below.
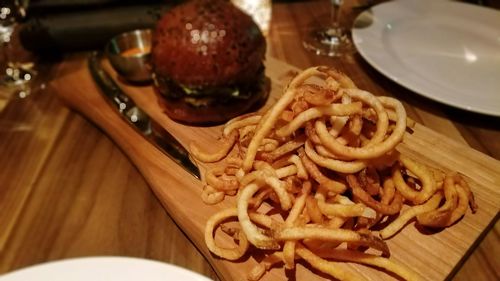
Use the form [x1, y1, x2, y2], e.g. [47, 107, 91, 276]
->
[315, 249, 422, 281]
[247, 252, 283, 281]
[416, 174, 457, 228]
[191, 130, 239, 163]
[190, 65, 477, 281]
[201, 184, 225, 205]
[238, 183, 280, 249]
[392, 155, 437, 204]
[275, 102, 363, 138]
[305, 140, 367, 173]
[242, 67, 325, 172]
[296, 244, 367, 281]
[298, 148, 347, 194]
[283, 182, 311, 269]
[223, 114, 262, 136]
[348, 174, 403, 215]
[380, 193, 443, 239]
[204, 208, 249, 260]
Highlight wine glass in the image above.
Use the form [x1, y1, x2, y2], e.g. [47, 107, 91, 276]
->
[302, 0, 354, 57]
[0, 0, 36, 102]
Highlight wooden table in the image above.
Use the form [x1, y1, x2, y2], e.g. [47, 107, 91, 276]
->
[0, 1, 498, 280]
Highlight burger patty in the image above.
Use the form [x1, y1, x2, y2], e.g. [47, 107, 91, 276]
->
[155, 70, 269, 125]
[154, 65, 266, 107]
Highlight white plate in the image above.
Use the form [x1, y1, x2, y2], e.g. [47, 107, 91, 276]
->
[0, 257, 212, 281]
[352, 0, 500, 116]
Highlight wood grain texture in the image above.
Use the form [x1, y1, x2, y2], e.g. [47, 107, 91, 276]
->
[1, 112, 215, 277]
[0, 69, 69, 253]
[49, 53, 500, 281]
[1, 1, 499, 281]
[0, 59, 218, 279]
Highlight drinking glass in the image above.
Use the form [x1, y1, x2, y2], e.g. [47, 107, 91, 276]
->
[0, 0, 36, 102]
[302, 0, 354, 57]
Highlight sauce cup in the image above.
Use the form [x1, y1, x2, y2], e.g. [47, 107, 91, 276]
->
[105, 29, 153, 83]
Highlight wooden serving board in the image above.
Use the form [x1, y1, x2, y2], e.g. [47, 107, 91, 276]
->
[52, 55, 500, 281]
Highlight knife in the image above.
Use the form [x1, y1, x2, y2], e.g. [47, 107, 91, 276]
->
[87, 52, 201, 180]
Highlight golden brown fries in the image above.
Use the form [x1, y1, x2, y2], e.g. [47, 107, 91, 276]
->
[204, 208, 249, 260]
[379, 193, 443, 239]
[416, 173, 477, 228]
[392, 156, 437, 204]
[191, 130, 239, 163]
[347, 174, 404, 216]
[190, 66, 477, 281]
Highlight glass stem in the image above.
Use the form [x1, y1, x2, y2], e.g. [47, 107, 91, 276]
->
[2, 29, 14, 77]
[330, 0, 343, 30]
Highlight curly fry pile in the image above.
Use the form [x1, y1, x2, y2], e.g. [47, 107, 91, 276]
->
[190, 66, 478, 281]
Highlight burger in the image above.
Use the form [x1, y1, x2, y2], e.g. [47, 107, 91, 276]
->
[151, 0, 268, 125]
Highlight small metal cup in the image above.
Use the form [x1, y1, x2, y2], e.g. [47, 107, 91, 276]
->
[105, 29, 152, 83]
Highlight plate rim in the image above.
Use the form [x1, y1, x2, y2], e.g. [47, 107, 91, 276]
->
[351, 0, 500, 117]
[0, 256, 212, 281]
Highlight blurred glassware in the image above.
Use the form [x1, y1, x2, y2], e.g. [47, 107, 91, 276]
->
[302, 0, 355, 57]
[0, 0, 36, 103]
[231, 0, 272, 35]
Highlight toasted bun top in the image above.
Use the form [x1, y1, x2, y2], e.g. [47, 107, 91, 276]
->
[152, 0, 266, 88]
